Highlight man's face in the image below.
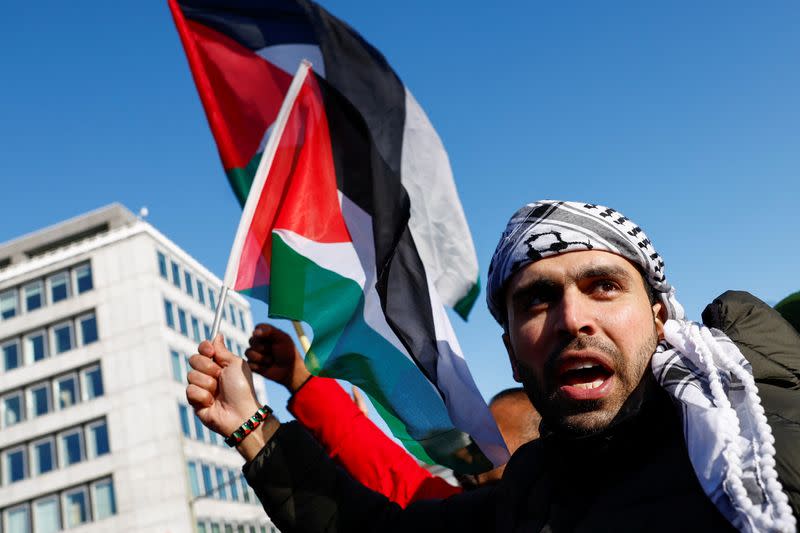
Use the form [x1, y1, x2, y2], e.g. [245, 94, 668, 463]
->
[502, 250, 665, 436]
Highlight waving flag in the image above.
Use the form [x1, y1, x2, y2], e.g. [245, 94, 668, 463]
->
[170, 0, 506, 472]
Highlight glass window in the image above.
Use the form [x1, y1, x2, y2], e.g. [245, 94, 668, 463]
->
[91, 478, 116, 520]
[239, 474, 251, 503]
[23, 281, 43, 312]
[185, 271, 194, 297]
[170, 350, 183, 382]
[211, 524, 221, 533]
[203, 323, 212, 341]
[87, 420, 110, 458]
[59, 428, 84, 467]
[225, 524, 234, 533]
[225, 338, 232, 352]
[193, 414, 205, 442]
[191, 317, 201, 343]
[48, 271, 71, 304]
[28, 382, 51, 418]
[164, 299, 175, 329]
[178, 404, 191, 438]
[2, 339, 21, 371]
[78, 313, 98, 345]
[178, 308, 188, 336]
[30, 438, 55, 475]
[62, 487, 89, 528]
[33, 496, 61, 533]
[201, 464, 213, 496]
[157, 251, 168, 278]
[188, 461, 201, 498]
[209, 288, 216, 310]
[52, 321, 74, 354]
[3, 391, 23, 427]
[197, 280, 206, 305]
[198, 522, 208, 533]
[0, 289, 18, 320]
[24, 331, 47, 364]
[215, 467, 228, 500]
[55, 374, 78, 409]
[4, 447, 27, 483]
[228, 469, 240, 501]
[171, 261, 181, 288]
[228, 304, 237, 328]
[74, 263, 93, 294]
[5, 504, 31, 533]
[239, 310, 247, 332]
[81, 365, 104, 400]
[237, 525, 245, 533]
[209, 428, 219, 446]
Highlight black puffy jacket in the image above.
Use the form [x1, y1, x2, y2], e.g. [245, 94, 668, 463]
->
[702, 290, 800, 520]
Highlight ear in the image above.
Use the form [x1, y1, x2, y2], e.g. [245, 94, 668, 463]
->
[652, 301, 667, 340]
[502, 332, 523, 383]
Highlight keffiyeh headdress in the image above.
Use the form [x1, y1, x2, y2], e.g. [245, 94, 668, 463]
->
[487, 200, 795, 533]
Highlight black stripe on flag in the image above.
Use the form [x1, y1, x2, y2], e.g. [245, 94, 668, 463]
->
[178, 0, 318, 49]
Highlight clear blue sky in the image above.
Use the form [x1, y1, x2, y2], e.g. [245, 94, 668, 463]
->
[2, 1, 798, 423]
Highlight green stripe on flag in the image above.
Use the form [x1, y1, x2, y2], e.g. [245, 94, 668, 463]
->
[267, 233, 489, 472]
[225, 151, 261, 206]
[453, 277, 481, 320]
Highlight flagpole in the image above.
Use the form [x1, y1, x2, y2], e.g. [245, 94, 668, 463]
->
[210, 286, 229, 340]
[292, 320, 312, 353]
[208, 60, 313, 344]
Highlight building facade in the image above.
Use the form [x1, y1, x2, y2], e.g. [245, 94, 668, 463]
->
[0, 204, 277, 533]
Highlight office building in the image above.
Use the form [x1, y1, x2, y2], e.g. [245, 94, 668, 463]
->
[0, 204, 276, 533]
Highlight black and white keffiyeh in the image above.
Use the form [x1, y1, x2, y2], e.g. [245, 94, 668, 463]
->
[487, 200, 796, 532]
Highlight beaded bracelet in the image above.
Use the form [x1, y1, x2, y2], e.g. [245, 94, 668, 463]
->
[224, 404, 273, 447]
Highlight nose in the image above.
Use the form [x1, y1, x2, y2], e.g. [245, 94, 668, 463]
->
[555, 288, 596, 337]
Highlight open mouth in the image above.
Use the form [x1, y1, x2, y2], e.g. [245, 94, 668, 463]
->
[560, 362, 612, 389]
[556, 358, 614, 400]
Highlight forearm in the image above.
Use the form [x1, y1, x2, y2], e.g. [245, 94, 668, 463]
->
[242, 421, 493, 533]
[290, 378, 460, 505]
[243, 421, 403, 532]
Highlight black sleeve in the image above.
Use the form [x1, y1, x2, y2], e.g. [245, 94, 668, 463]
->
[243, 422, 495, 533]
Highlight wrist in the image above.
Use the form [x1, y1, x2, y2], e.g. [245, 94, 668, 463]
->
[236, 416, 280, 461]
[224, 404, 271, 447]
[287, 366, 312, 394]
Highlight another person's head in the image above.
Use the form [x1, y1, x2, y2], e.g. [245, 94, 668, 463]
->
[473, 387, 540, 485]
[487, 201, 681, 438]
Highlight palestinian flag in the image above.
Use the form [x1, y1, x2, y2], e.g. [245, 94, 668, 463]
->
[170, 0, 507, 471]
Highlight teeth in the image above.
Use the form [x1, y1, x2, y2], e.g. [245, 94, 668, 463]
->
[568, 362, 599, 371]
[572, 379, 605, 390]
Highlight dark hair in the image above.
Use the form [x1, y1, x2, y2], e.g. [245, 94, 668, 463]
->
[636, 265, 659, 306]
[489, 387, 528, 406]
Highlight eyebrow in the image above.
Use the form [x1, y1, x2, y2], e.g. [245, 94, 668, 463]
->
[574, 264, 633, 282]
[509, 278, 559, 306]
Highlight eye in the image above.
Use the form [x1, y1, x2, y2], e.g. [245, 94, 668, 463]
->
[591, 279, 621, 297]
[525, 287, 557, 309]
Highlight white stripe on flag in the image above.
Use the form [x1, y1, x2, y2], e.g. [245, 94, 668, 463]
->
[401, 88, 479, 308]
[421, 259, 510, 467]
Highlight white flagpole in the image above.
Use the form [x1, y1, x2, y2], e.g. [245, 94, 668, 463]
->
[210, 60, 312, 342]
